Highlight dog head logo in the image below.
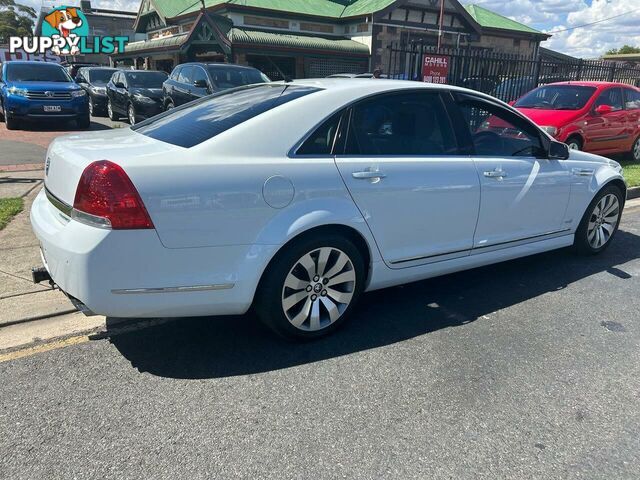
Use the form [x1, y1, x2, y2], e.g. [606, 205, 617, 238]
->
[42, 6, 89, 55]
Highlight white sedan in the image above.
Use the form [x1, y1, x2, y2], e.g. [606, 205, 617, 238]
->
[31, 79, 626, 339]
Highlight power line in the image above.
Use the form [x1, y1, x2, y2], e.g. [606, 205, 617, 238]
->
[547, 7, 640, 34]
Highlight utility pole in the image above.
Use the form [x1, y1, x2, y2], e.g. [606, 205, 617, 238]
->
[437, 0, 445, 51]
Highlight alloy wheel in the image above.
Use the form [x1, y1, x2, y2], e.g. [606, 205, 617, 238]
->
[568, 140, 581, 150]
[128, 105, 136, 125]
[107, 101, 113, 119]
[633, 137, 640, 162]
[587, 193, 620, 249]
[88, 98, 94, 116]
[281, 247, 356, 332]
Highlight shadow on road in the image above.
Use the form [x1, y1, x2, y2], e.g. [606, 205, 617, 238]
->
[107, 229, 640, 379]
[9, 120, 113, 133]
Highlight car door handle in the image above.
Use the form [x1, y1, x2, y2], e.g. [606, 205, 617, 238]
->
[483, 169, 507, 178]
[352, 170, 386, 180]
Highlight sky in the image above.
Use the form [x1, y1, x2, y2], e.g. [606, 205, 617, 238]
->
[15, 0, 640, 59]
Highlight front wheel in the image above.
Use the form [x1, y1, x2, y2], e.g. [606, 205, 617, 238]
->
[128, 103, 136, 125]
[573, 185, 623, 255]
[107, 99, 118, 121]
[566, 136, 583, 151]
[630, 136, 640, 162]
[255, 234, 365, 340]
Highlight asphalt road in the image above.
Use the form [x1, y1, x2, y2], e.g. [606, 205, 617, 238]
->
[1, 204, 639, 480]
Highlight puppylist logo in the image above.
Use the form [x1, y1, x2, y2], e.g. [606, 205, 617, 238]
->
[9, 6, 128, 56]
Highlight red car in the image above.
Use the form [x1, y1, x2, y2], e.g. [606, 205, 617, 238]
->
[513, 81, 640, 161]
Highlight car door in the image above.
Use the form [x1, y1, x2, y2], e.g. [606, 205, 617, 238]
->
[623, 87, 640, 150]
[175, 66, 194, 106]
[113, 72, 127, 113]
[584, 87, 627, 152]
[334, 90, 481, 267]
[451, 93, 572, 250]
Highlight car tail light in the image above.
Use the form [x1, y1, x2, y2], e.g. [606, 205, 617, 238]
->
[73, 160, 154, 230]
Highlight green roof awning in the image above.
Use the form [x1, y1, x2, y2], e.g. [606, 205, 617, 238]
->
[121, 33, 189, 54]
[464, 4, 548, 37]
[147, 0, 396, 20]
[229, 28, 370, 55]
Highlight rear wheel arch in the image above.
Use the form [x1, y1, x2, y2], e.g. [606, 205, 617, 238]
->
[256, 224, 373, 296]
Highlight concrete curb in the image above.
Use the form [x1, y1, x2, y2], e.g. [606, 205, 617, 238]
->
[0, 309, 78, 328]
[627, 186, 640, 200]
[0, 164, 43, 173]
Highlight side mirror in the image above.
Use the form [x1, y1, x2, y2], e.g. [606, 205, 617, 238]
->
[548, 140, 570, 160]
[193, 79, 208, 89]
[595, 104, 613, 115]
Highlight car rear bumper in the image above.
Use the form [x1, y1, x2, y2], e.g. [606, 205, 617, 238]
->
[30, 188, 277, 318]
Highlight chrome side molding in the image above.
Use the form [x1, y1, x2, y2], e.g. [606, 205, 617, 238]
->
[111, 284, 235, 295]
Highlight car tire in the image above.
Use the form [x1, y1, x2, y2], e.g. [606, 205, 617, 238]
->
[128, 103, 136, 125]
[77, 113, 90, 129]
[0, 99, 5, 122]
[107, 99, 118, 121]
[5, 112, 19, 130]
[630, 136, 640, 162]
[566, 136, 583, 151]
[573, 184, 624, 255]
[254, 233, 366, 340]
[165, 100, 174, 111]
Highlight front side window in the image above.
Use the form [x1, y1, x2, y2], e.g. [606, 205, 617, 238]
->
[624, 88, 640, 110]
[457, 97, 545, 157]
[6, 63, 71, 82]
[514, 85, 596, 110]
[344, 92, 457, 156]
[595, 88, 623, 111]
[125, 71, 167, 88]
[207, 66, 269, 90]
[134, 84, 320, 148]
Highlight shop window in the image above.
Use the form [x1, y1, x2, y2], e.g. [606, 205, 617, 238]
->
[300, 22, 334, 34]
[244, 15, 289, 29]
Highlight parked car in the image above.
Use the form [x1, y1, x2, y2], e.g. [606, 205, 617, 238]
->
[32, 80, 626, 340]
[74, 67, 118, 116]
[63, 62, 100, 80]
[513, 81, 640, 161]
[0, 60, 89, 130]
[106, 69, 167, 125]
[162, 62, 269, 109]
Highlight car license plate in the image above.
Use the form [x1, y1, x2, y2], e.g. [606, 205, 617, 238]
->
[43, 105, 61, 112]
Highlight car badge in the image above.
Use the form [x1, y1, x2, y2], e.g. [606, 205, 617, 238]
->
[45, 157, 51, 176]
[45, 91, 54, 98]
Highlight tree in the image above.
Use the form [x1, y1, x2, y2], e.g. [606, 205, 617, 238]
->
[0, 0, 36, 44]
[606, 45, 640, 55]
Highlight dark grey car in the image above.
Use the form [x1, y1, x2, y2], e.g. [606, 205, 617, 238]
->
[162, 63, 270, 109]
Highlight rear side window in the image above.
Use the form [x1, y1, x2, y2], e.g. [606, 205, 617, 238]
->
[624, 88, 640, 110]
[178, 66, 193, 84]
[133, 84, 320, 148]
[170, 66, 182, 81]
[297, 112, 342, 155]
[344, 91, 457, 156]
[595, 88, 623, 111]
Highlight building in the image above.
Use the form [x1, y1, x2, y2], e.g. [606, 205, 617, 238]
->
[112, 0, 550, 78]
[34, 0, 141, 66]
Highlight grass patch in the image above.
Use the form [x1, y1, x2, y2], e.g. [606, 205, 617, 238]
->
[620, 160, 640, 188]
[0, 197, 24, 230]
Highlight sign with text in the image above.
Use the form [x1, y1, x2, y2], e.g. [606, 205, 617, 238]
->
[422, 54, 449, 84]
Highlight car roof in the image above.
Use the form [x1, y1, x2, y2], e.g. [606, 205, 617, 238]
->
[178, 62, 257, 70]
[546, 81, 638, 89]
[4, 61, 63, 66]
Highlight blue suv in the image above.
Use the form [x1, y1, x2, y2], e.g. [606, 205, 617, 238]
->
[0, 61, 89, 130]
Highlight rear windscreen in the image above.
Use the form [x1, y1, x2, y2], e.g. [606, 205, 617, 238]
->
[132, 84, 320, 148]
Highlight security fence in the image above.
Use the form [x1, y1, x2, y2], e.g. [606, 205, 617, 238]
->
[386, 43, 640, 103]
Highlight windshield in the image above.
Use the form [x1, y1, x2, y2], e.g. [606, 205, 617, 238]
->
[6, 63, 71, 82]
[125, 71, 167, 88]
[515, 85, 597, 110]
[133, 84, 319, 148]
[89, 69, 117, 84]
[207, 66, 269, 90]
